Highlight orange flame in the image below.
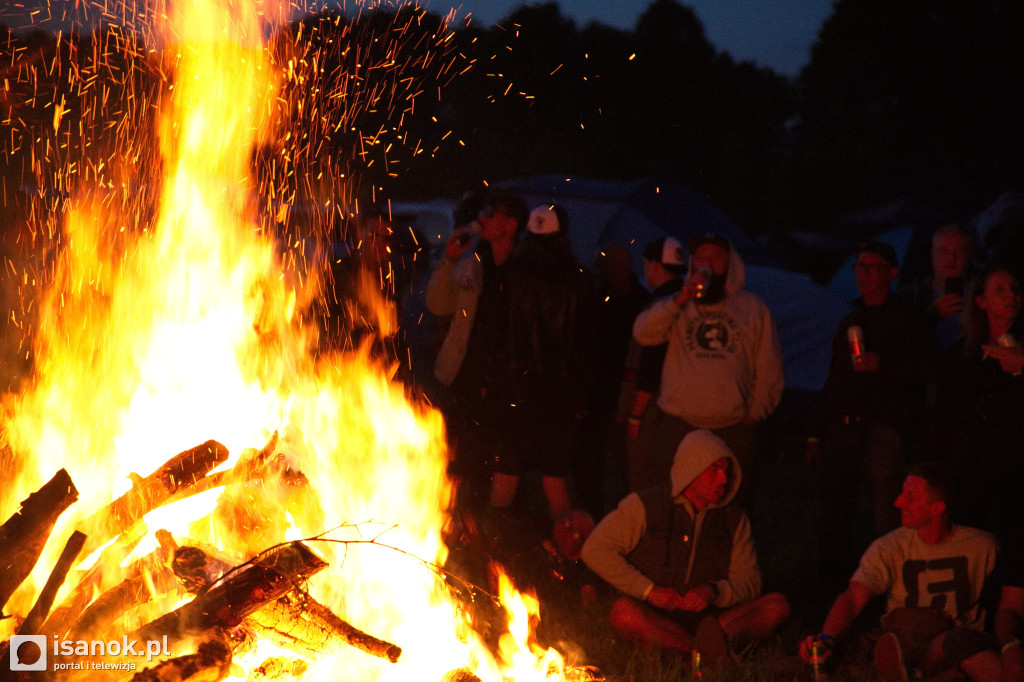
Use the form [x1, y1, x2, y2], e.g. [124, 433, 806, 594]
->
[0, 1, 580, 680]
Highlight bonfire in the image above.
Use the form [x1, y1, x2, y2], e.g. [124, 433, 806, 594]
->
[0, 1, 598, 680]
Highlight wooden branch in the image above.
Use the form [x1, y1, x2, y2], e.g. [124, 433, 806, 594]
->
[246, 591, 402, 663]
[130, 637, 232, 682]
[18, 530, 87, 636]
[74, 441, 229, 556]
[170, 544, 401, 663]
[0, 468, 79, 615]
[131, 542, 327, 647]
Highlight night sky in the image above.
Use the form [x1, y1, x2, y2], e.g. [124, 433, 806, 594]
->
[437, 0, 834, 76]
[2, 0, 834, 77]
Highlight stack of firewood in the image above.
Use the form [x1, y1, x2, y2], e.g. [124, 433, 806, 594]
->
[0, 438, 402, 682]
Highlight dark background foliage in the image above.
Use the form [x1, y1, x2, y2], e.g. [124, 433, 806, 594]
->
[3, 0, 1024, 245]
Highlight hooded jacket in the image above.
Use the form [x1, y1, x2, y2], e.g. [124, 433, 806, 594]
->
[580, 430, 761, 608]
[425, 240, 490, 387]
[632, 241, 784, 428]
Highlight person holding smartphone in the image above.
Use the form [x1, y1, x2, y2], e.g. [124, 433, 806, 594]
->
[899, 223, 975, 349]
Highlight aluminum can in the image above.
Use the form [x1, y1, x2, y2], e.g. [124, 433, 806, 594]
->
[692, 266, 713, 299]
[847, 325, 865, 359]
[810, 639, 828, 680]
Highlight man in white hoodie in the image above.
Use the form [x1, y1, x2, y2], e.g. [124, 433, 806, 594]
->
[631, 235, 783, 508]
[581, 430, 790, 658]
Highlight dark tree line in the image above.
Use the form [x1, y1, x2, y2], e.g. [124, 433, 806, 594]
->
[3, 0, 1024, 242]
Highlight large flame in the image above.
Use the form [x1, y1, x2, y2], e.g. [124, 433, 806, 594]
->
[0, 0, 573, 680]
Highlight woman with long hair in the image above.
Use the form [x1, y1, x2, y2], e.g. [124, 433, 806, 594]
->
[934, 264, 1024, 535]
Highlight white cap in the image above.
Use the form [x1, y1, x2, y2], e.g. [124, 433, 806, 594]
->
[661, 236, 686, 266]
[528, 205, 561, 235]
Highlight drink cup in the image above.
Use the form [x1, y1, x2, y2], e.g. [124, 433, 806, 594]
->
[847, 325, 865, 361]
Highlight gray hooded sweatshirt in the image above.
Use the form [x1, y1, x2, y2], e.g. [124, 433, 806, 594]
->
[581, 430, 761, 608]
[632, 241, 784, 428]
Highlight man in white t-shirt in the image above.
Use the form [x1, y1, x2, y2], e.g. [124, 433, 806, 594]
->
[799, 462, 1001, 681]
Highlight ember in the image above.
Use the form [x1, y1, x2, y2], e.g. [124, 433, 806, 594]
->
[0, 0, 590, 680]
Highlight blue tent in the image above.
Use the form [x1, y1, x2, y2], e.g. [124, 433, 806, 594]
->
[498, 175, 780, 270]
[498, 175, 850, 391]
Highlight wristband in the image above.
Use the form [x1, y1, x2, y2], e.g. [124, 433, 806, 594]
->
[641, 583, 654, 600]
[1003, 638, 1022, 654]
[627, 414, 643, 424]
[817, 633, 835, 648]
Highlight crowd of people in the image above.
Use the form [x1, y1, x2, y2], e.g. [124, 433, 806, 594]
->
[324, 190, 1024, 681]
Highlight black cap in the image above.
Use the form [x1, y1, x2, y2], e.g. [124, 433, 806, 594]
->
[687, 234, 731, 254]
[857, 240, 899, 267]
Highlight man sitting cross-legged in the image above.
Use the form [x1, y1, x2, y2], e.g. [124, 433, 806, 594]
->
[580, 429, 790, 663]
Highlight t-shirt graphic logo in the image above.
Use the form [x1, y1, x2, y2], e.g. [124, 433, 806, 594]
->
[696, 320, 729, 351]
[10, 635, 47, 670]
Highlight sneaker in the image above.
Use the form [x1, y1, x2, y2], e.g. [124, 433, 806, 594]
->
[874, 631, 908, 682]
[693, 616, 734, 673]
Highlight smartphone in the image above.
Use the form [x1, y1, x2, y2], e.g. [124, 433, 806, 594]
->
[944, 277, 965, 296]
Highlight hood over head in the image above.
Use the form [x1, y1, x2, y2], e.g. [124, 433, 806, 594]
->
[686, 234, 745, 297]
[670, 429, 742, 504]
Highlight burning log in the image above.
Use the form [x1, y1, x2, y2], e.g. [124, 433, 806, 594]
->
[41, 534, 146, 638]
[17, 530, 87, 636]
[67, 561, 177, 641]
[164, 434, 279, 503]
[132, 542, 326, 647]
[66, 532, 180, 641]
[440, 670, 483, 682]
[171, 545, 234, 595]
[170, 544, 402, 663]
[246, 657, 308, 682]
[0, 468, 79, 616]
[75, 440, 229, 557]
[131, 636, 232, 682]
[247, 591, 402, 663]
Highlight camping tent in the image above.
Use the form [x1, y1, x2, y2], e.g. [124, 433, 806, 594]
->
[497, 175, 850, 392]
[498, 175, 780, 270]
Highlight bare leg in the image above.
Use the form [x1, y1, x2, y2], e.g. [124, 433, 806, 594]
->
[541, 475, 572, 518]
[608, 597, 693, 652]
[717, 592, 791, 647]
[490, 472, 519, 508]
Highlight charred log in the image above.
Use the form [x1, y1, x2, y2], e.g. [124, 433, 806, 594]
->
[75, 441, 229, 556]
[169, 544, 401, 663]
[0, 468, 79, 616]
[41, 534, 145, 639]
[66, 540, 178, 641]
[132, 542, 326, 647]
[18, 530, 87, 637]
[172, 546, 233, 595]
[130, 638, 232, 682]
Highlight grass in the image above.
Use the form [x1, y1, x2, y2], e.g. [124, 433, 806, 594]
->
[447, 410, 908, 681]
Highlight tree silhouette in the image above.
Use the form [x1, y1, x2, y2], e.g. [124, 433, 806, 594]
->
[790, 0, 1024, 230]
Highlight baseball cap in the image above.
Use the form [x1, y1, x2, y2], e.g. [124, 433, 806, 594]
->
[643, 236, 686, 269]
[687, 234, 732, 254]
